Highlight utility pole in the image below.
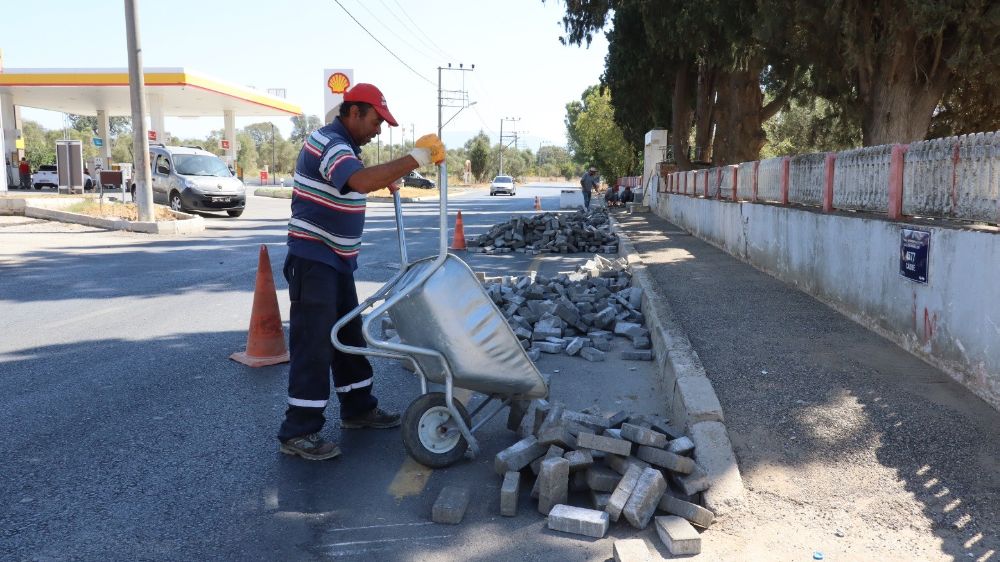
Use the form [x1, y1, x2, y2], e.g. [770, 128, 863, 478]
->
[124, 0, 154, 221]
[499, 117, 520, 175]
[411, 123, 415, 147]
[270, 122, 275, 185]
[437, 63, 475, 183]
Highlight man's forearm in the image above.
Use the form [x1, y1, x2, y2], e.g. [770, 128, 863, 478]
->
[348, 156, 421, 193]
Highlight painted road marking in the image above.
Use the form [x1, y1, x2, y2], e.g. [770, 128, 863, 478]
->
[386, 388, 473, 499]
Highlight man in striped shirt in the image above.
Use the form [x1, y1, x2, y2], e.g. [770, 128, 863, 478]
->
[279, 83, 445, 461]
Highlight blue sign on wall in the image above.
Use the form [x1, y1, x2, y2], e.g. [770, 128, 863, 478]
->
[92, 137, 104, 147]
[900, 228, 930, 284]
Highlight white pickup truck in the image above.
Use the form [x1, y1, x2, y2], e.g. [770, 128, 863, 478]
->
[31, 165, 94, 190]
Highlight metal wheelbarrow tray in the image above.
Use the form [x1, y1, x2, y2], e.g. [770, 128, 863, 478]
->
[333, 163, 548, 468]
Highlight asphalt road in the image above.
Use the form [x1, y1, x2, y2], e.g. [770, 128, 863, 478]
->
[0, 184, 667, 561]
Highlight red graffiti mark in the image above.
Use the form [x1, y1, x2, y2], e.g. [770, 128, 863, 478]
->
[923, 308, 938, 343]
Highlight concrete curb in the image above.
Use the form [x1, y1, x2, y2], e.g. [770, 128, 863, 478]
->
[1, 196, 204, 234]
[611, 216, 745, 516]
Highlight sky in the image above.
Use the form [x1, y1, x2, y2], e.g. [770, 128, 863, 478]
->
[4, 0, 609, 152]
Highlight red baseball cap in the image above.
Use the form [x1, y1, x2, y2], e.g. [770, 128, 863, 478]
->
[343, 83, 398, 127]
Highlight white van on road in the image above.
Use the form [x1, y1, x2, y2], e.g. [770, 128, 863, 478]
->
[143, 145, 246, 217]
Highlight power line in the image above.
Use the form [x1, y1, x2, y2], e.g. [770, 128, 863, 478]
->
[389, 0, 457, 61]
[375, 0, 444, 62]
[354, 0, 438, 64]
[332, 0, 435, 86]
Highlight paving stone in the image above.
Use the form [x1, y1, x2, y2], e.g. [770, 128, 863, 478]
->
[563, 449, 594, 472]
[603, 428, 623, 440]
[651, 419, 683, 440]
[432, 486, 470, 524]
[547, 504, 610, 539]
[605, 464, 643, 522]
[506, 399, 531, 432]
[620, 423, 669, 448]
[590, 489, 612, 510]
[658, 493, 715, 528]
[580, 347, 606, 362]
[605, 453, 650, 475]
[577, 432, 632, 456]
[592, 339, 612, 352]
[604, 410, 629, 427]
[537, 457, 570, 515]
[613, 321, 641, 336]
[667, 436, 695, 456]
[570, 470, 590, 492]
[636, 446, 695, 474]
[631, 336, 651, 350]
[534, 341, 564, 354]
[494, 436, 547, 475]
[561, 410, 611, 431]
[654, 515, 701, 555]
[527, 348, 541, 362]
[565, 337, 584, 356]
[500, 471, 520, 517]
[613, 538, 651, 562]
[621, 350, 653, 361]
[585, 464, 621, 492]
[531, 445, 566, 475]
[538, 425, 576, 450]
[622, 467, 667, 529]
[672, 462, 711, 496]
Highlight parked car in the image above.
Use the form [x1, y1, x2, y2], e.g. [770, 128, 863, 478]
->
[489, 175, 516, 196]
[31, 165, 94, 190]
[136, 145, 246, 217]
[403, 170, 435, 188]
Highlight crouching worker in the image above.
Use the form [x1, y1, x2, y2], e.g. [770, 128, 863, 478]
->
[279, 83, 446, 460]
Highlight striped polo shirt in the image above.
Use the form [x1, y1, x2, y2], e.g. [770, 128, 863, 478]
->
[286, 118, 367, 273]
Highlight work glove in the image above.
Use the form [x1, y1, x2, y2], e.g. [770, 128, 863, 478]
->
[409, 134, 446, 167]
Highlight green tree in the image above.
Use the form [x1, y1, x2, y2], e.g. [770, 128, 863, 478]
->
[67, 114, 132, 137]
[766, 0, 1000, 145]
[565, 85, 639, 180]
[290, 114, 324, 144]
[466, 131, 491, 181]
[761, 97, 862, 158]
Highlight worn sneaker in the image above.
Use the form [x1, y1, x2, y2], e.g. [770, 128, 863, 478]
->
[279, 433, 342, 460]
[341, 407, 401, 429]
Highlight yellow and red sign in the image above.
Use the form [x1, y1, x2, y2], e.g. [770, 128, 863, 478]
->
[327, 72, 350, 94]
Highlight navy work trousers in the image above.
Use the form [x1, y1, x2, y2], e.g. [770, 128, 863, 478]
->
[278, 253, 377, 442]
[582, 189, 592, 210]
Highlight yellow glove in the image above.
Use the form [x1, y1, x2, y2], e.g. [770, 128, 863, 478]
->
[409, 134, 446, 166]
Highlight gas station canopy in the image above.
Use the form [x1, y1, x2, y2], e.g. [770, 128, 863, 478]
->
[0, 67, 301, 117]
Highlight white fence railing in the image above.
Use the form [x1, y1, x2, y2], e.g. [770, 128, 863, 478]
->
[658, 130, 1000, 225]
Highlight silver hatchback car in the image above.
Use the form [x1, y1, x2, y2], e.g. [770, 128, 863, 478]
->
[489, 175, 516, 196]
[146, 145, 247, 217]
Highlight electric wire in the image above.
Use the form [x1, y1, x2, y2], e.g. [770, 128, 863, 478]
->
[352, 0, 439, 64]
[375, 0, 448, 63]
[331, 0, 435, 86]
[389, 0, 458, 61]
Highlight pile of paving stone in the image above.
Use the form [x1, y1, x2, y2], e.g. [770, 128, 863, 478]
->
[479, 255, 653, 363]
[470, 209, 619, 255]
[431, 402, 713, 557]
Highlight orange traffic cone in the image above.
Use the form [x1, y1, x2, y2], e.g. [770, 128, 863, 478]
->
[230, 244, 290, 367]
[449, 210, 467, 251]
[534, 196, 541, 211]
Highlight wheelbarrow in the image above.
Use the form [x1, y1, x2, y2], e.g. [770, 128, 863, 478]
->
[332, 163, 549, 468]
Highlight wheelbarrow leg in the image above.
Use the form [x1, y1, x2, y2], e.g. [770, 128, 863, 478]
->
[443, 365, 479, 458]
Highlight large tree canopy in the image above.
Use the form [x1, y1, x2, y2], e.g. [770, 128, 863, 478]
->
[565, 85, 640, 179]
[554, 0, 1000, 165]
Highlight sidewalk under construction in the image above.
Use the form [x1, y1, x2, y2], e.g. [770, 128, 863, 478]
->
[614, 209, 1000, 560]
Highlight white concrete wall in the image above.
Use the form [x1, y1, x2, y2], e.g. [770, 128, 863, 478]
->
[656, 194, 1000, 410]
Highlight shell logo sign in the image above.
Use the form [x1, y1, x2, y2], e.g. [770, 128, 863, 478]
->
[327, 72, 350, 95]
[323, 68, 354, 123]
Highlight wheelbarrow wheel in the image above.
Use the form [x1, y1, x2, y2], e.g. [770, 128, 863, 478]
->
[402, 392, 472, 468]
